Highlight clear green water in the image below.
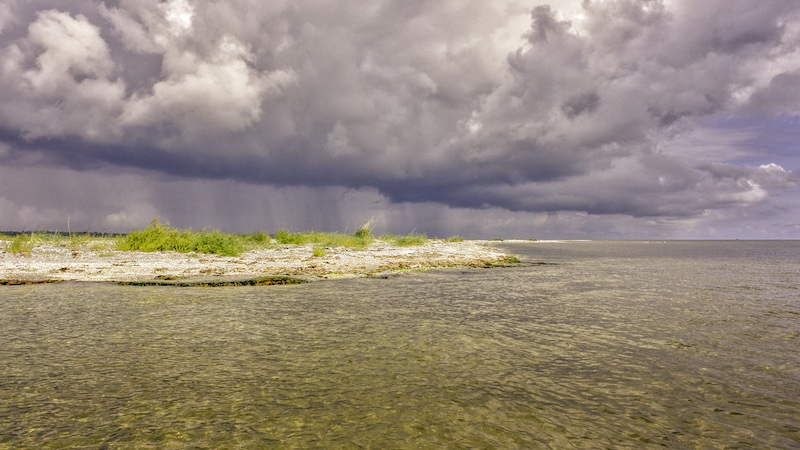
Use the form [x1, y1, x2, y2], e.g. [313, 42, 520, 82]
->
[0, 241, 798, 448]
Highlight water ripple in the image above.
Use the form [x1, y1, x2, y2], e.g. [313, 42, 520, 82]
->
[1, 241, 798, 448]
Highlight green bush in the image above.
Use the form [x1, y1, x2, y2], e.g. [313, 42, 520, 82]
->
[274, 229, 304, 245]
[193, 229, 244, 256]
[116, 218, 472, 257]
[117, 219, 244, 256]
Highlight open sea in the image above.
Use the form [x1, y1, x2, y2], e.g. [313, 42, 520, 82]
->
[0, 240, 798, 449]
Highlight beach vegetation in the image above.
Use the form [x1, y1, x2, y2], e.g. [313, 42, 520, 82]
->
[2, 218, 474, 258]
[244, 231, 271, 246]
[481, 255, 521, 267]
[90, 241, 116, 252]
[192, 229, 245, 256]
[66, 232, 91, 250]
[117, 219, 380, 256]
[2, 230, 109, 254]
[274, 228, 303, 245]
[274, 229, 373, 249]
[8, 233, 36, 255]
[380, 233, 429, 246]
[353, 218, 374, 239]
[117, 218, 245, 256]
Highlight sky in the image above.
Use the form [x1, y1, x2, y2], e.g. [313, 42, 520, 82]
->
[1, 0, 799, 239]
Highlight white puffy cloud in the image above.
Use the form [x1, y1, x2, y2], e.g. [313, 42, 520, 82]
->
[0, 10, 125, 140]
[103, 0, 297, 144]
[0, 2, 295, 147]
[98, 4, 162, 54]
[119, 34, 295, 143]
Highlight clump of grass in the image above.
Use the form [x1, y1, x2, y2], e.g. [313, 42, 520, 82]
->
[353, 218, 374, 239]
[443, 235, 464, 242]
[245, 231, 271, 246]
[274, 229, 373, 249]
[8, 233, 35, 256]
[274, 228, 304, 245]
[90, 241, 116, 252]
[193, 229, 245, 256]
[2, 230, 99, 255]
[66, 233, 91, 250]
[117, 218, 244, 256]
[481, 255, 521, 267]
[274, 219, 377, 249]
[312, 246, 327, 257]
[380, 233, 429, 246]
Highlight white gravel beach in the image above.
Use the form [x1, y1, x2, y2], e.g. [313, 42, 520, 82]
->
[0, 240, 515, 283]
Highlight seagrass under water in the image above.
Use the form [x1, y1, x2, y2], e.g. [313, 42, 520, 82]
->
[0, 241, 798, 448]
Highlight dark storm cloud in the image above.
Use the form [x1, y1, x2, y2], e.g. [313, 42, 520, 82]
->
[0, 0, 798, 235]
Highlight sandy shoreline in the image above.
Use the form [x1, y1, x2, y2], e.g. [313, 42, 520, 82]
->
[0, 240, 516, 284]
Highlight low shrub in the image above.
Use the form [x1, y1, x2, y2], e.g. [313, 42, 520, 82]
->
[114, 218, 481, 256]
[117, 219, 244, 256]
[274, 229, 304, 245]
[193, 229, 244, 257]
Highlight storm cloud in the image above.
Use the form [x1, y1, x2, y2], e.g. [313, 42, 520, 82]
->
[1, 0, 799, 238]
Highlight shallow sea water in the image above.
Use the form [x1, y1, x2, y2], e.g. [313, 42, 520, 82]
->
[0, 241, 798, 449]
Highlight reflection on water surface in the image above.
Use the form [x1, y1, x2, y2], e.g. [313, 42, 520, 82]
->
[1, 241, 798, 448]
